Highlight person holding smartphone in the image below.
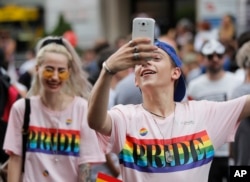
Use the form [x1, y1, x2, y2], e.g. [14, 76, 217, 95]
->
[87, 37, 250, 181]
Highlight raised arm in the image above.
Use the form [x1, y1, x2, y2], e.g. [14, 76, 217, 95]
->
[87, 67, 113, 135]
[87, 38, 158, 135]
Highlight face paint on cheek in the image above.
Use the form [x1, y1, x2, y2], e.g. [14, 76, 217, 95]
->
[58, 71, 69, 81]
[42, 70, 53, 79]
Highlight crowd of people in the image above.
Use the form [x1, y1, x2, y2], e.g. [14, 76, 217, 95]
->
[1, 13, 250, 182]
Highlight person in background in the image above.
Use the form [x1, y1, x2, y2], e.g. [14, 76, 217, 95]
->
[187, 39, 243, 182]
[175, 18, 194, 49]
[115, 35, 129, 49]
[234, 31, 250, 82]
[84, 38, 110, 85]
[181, 52, 202, 85]
[193, 20, 213, 52]
[0, 48, 21, 166]
[114, 69, 143, 105]
[159, 24, 177, 50]
[231, 40, 250, 165]
[87, 38, 250, 181]
[18, 48, 37, 92]
[218, 14, 236, 44]
[0, 30, 27, 97]
[18, 48, 36, 76]
[3, 36, 105, 182]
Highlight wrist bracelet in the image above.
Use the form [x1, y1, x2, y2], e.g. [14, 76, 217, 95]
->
[102, 61, 115, 75]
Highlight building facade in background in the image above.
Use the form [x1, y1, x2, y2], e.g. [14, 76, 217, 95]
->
[0, 0, 248, 54]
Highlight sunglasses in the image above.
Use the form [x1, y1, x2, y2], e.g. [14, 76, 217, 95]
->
[207, 53, 224, 60]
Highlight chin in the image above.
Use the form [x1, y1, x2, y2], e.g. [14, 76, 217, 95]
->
[45, 86, 62, 93]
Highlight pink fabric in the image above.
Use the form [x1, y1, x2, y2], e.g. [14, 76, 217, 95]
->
[97, 96, 247, 182]
[4, 96, 105, 181]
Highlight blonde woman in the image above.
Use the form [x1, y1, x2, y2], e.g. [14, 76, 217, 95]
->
[4, 36, 105, 182]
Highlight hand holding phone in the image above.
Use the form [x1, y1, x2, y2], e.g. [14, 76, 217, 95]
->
[132, 17, 155, 44]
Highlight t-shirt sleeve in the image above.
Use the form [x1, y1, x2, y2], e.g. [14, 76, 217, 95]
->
[96, 105, 129, 155]
[78, 102, 106, 164]
[204, 95, 247, 148]
[3, 99, 25, 156]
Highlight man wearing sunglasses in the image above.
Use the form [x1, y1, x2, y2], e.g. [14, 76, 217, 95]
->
[187, 39, 244, 182]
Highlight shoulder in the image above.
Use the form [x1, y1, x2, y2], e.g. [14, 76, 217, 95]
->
[72, 96, 88, 108]
[178, 100, 209, 109]
[224, 72, 243, 86]
[231, 84, 250, 99]
[109, 104, 142, 117]
[13, 96, 39, 109]
[188, 74, 207, 86]
[224, 72, 243, 83]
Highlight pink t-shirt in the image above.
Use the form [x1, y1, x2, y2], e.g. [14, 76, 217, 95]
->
[4, 96, 105, 182]
[97, 96, 247, 182]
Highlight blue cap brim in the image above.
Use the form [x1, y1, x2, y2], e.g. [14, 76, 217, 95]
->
[154, 40, 186, 102]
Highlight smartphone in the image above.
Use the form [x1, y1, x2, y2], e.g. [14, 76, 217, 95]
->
[132, 17, 155, 44]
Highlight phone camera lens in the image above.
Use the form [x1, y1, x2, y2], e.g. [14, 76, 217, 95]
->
[142, 22, 146, 26]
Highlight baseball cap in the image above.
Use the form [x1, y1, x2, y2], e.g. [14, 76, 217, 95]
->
[154, 40, 186, 102]
[201, 39, 225, 55]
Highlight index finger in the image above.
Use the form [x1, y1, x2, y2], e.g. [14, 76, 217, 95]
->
[128, 37, 151, 47]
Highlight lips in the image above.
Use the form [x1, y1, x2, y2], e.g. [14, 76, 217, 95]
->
[140, 69, 156, 76]
[46, 81, 61, 88]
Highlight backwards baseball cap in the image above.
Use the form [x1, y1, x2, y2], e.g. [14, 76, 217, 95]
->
[201, 39, 225, 55]
[154, 40, 186, 102]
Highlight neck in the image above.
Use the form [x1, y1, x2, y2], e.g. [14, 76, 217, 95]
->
[142, 87, 175, 114]
[41, 93, 73, 111]
[142, 99, 175, 119]
[207, 70, 225, 80]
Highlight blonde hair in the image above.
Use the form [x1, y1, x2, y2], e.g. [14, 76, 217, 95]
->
[27, 36, 92, 99]
[236, 40, 250, 69]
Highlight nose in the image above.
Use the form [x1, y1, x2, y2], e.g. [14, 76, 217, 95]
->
[51, 70, 60, 79]
[141, 59, 153, 67]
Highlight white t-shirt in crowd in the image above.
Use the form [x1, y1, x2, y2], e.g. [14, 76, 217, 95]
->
[97, 96, 246, 182]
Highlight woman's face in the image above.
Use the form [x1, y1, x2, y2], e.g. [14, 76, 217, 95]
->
[37, 52, 70, 94]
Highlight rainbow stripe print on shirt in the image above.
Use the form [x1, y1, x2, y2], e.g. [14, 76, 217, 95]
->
[27, 126, 80, 156]
[119, 130, 214, 173]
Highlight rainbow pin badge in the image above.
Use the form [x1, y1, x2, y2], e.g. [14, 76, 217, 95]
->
[66, 119, 72, 125]
[43, 170, 49, 177]
[139, 128, 148, 136]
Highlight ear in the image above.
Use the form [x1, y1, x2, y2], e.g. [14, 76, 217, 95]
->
[171, 67, 182, 81]
[134, 74, 139, 87]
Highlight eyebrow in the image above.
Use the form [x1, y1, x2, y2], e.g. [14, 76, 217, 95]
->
[153, 50, 164, 54]
[153, 50, 168, 58]
[45, 66, 67, 70]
